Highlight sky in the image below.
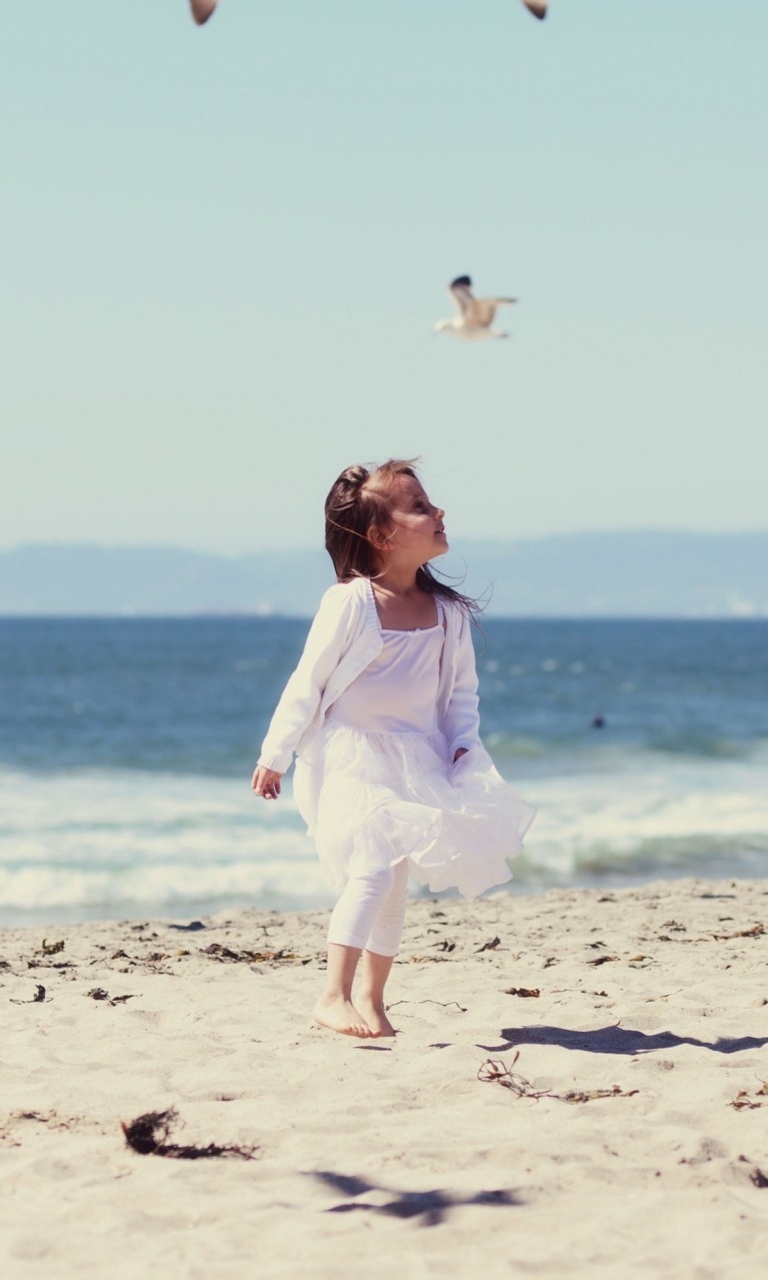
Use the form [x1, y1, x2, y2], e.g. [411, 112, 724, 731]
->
[2, 1, 767, 554]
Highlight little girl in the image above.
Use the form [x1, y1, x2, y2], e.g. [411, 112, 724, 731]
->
[251, 459, 534, 1038]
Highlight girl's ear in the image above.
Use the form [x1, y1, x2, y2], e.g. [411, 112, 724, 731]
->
[367, 523, 390, 552]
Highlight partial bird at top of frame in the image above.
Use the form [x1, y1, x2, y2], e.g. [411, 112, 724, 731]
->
[434, 276, 518, 342]
[189, 2, 548, 27]
[189, 0, 217, 23]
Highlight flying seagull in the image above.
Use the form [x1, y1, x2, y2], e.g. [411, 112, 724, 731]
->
[434, 276, 518, 341]
[190, 2, 545, 26]
[189, 0, 218, 23]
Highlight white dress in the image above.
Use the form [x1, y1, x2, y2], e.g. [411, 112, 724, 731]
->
[301, 602, 535, 898]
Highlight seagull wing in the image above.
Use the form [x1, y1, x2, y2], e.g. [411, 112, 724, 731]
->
[449, 275, 475, 318]
[522, 1, 548, 19]
[467, 296, 517, 327]
[190, 0, 218, 24]
[466, 298, 498, 327]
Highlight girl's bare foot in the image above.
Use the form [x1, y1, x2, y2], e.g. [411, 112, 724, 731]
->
[313, 995, 373, 1038]
[356, 996, 396, 1038]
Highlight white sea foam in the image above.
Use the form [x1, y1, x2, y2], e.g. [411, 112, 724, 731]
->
[1, 749, 767, 924]
[518, 748, 768, 884]
[0, 768, 332, 924]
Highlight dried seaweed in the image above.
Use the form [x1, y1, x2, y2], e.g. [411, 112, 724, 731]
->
[713, 923, 765, 941]
[731, 1092, 764, 1111]
[201, 943, 296, 964]
[504, 987, 540, 998]
[121, 1108, 259, 1160]
[587, 955, 619, 967]
[477, 1054, 638, 1104]
[86, 988, 138, 1006]
[389, 998, 467, 1012]
[10, 984, 47, 1004]
[476, 937, 501, 953]
[40, 939, 65, 956]
[730, 1083, 768, 1111]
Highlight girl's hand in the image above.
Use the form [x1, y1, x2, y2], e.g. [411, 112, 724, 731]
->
[453, 748, 469, 763]
[251, 765, 283, 800]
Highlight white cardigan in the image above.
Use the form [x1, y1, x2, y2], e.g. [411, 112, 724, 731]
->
[257, 576, 482, 775]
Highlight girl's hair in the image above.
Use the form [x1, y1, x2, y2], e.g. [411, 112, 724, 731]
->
[324, 458, 481, 616]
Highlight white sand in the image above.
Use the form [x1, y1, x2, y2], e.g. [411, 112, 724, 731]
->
[3, 877, 768, 1279]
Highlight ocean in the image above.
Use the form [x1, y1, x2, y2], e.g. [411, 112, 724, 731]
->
[1, 616, 767, 926]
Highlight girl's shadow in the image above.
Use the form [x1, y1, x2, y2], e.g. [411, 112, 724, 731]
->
[480, 1025, 768, 1056]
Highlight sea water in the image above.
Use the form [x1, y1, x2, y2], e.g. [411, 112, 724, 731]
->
[1, 617, 767, 925]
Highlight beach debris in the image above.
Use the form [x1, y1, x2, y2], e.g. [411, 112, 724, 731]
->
[40, 939, 65, 956]
[121, 1108, 259, 1161]
[434, 277, 518, 341]
[587, 955, 619, 967]
[10, 984, 47, 1004]
[168, 920, 207, 932]
[504, 987, 540, 998]
[713, 923, 764, 941]
[86, 988, 138, 1006]
[0, 1110, 75, 1146]
[201, 942, 297, 964]
[750, 1167, 768, 1189]
[477, 1054, 638, 1104]
[389, 998, 467, 1013]
[731, 1092, 764, 1111]
[730, 1083, 768, 1111]
[476, 937, 501, 953]
[434, 940, 456, 953]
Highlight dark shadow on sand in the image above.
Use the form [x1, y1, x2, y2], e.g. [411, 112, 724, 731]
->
[310, 1170, 522, 1225]
[478, 1025, 768, 1057]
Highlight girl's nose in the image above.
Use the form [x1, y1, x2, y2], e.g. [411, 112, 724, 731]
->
[434, 505, 445, 519]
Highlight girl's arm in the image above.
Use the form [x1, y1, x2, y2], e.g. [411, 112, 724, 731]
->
[443, 610, 483, 761]
[256, 584, 357, 776]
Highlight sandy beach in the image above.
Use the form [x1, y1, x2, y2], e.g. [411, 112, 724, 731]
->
[3, 877, 768, 1279]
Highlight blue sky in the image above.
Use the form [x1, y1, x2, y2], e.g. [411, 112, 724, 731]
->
[2, 1, 766, 553]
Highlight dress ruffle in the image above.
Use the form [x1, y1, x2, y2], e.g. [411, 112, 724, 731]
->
[293, 721, 535, 899]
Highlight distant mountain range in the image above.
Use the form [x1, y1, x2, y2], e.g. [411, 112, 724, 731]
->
[0, 533, 766, 617]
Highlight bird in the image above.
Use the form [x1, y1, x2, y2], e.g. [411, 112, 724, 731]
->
[189, 0, 218, 24]
[434, 276, 518, 341]
[189, 3, 547, 26]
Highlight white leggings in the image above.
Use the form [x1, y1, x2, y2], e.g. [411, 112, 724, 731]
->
[327, 858, 410, 958]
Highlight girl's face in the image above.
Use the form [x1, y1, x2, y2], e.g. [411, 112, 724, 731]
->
[377, 474, 448, 564]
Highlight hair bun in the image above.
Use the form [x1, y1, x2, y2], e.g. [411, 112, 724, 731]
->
[341, 465, 369, 490]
